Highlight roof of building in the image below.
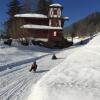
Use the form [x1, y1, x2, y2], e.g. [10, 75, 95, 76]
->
[49, 3, 63, 7]
[14, 13, 48, 18]
[49, 16, 69, 20]
[14, 13, 69, 20]
[21, 24, 62, 30]
[63, 16, 69, 20]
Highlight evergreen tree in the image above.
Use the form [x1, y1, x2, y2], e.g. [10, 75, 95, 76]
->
[47, 0, 53, 5]
[70, 24, 77, 42]
[22, 0, 38, 13]
[6, 0, 21, 38]
[7, 0, 21, 19]
[22, 0, 32, 13]
[37, 0, 53, 15]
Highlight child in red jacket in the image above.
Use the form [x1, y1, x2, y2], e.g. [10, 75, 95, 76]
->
[29, 61, 37, 72]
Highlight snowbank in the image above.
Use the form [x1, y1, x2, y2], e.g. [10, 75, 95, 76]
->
[28, 34, 100, 100]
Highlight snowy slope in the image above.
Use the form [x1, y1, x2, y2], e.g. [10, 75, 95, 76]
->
[0, 45, 52, 71]
[28, 34, 100, 100]
[0, 45, 51, 65]
[0, 43, 81, 100]
[0, 45, 50, 100]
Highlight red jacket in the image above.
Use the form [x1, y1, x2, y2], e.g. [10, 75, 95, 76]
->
[31, 64, 37, 69]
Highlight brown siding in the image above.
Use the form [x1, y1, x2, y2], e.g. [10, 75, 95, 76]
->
[24, 18, 49, 26]
[28, 29, 49, 38]
[48, 30, 63, 41]
[9, 17, 64, 42]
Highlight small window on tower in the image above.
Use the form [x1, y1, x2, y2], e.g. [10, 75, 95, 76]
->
[53, 31, 57, 36]
[54, 9, 57, 15]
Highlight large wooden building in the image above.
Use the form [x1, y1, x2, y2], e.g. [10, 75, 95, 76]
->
[9, 3, 69, 43]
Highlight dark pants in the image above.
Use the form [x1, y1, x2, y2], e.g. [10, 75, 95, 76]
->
[29, 67, 36, 72]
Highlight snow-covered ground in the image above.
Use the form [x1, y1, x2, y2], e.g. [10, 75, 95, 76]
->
[0, 40, 82, 100]
[0, 44, 52, 66]
[28, 34, 100, 100]
[67, 36, 91, 44]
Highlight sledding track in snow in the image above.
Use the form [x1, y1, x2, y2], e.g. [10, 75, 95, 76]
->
[0, 53, 51, 100]
[0, 60, 47, 100]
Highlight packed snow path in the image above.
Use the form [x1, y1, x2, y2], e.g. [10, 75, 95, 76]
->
[0, 45, 81, 100]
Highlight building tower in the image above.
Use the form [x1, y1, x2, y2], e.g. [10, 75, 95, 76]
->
[49, 3, 63, 27]
[13, 3, 69, 48]
[48, 3, 67, 42]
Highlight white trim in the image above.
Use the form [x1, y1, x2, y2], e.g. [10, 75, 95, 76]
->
[21, 24, 62, 30]
[14, 13, 48, 18]
[53, 15, 58, 17]
[50, 3, 62, 7]
[63, 17, 69, 20]
[58, 8, 61, 17]
[59, 20, 61, 27]
[49, 19, 52, 26]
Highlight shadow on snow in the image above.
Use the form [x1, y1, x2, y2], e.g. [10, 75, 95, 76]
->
[36, 70, 49, 73]
[0, 54, 51, 72]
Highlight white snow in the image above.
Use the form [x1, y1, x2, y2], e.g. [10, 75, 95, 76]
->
[63, 16, 69, 20]
[67, 36, 91, 44]
[0, 41, 81, 100]
[28, 34, 100, 100]
[50, 3, 63, 7]
[33, 38, 48, 42]
[21, 24, 62, 30]
[0, 45, 49, 67]
[14, 14, 48, 18]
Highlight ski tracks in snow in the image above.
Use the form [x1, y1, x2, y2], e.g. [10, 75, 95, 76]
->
[0, 46, 81, 100]
[0, 65, 44, 100]
[0, 53, 50, 100]
[0, 53, 52, 100]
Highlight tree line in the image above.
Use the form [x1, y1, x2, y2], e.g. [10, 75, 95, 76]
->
[5, 0, 53, 38]
[63, 12, 100, 42]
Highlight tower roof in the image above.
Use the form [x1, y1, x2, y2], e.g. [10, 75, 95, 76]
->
[49, 3, 63, 8]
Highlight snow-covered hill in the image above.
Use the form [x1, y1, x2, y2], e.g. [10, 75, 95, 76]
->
[28, 34, 100, 100]
[0, 45, 52, 66]
[0, 42, 81, 100]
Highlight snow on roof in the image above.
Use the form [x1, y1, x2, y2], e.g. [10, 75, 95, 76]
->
[28, 34, 100, 100]
[49, 16, 69, 20]
[14, 13, 48, 18]
[49, 3, 63, 7]
[21, 24, 62, 30]
[63, 16, 69, 20]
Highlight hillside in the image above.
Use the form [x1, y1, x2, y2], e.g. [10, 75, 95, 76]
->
[63, 12, 100, 37]
[0, 42, 81, 100]
[29, 34, 100, 100]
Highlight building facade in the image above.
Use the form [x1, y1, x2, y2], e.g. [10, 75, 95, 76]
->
[10, 3, 69, 43]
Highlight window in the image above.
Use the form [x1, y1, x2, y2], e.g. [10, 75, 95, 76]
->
[54, 10, 57, 15]
[53, 31, 57, 36]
